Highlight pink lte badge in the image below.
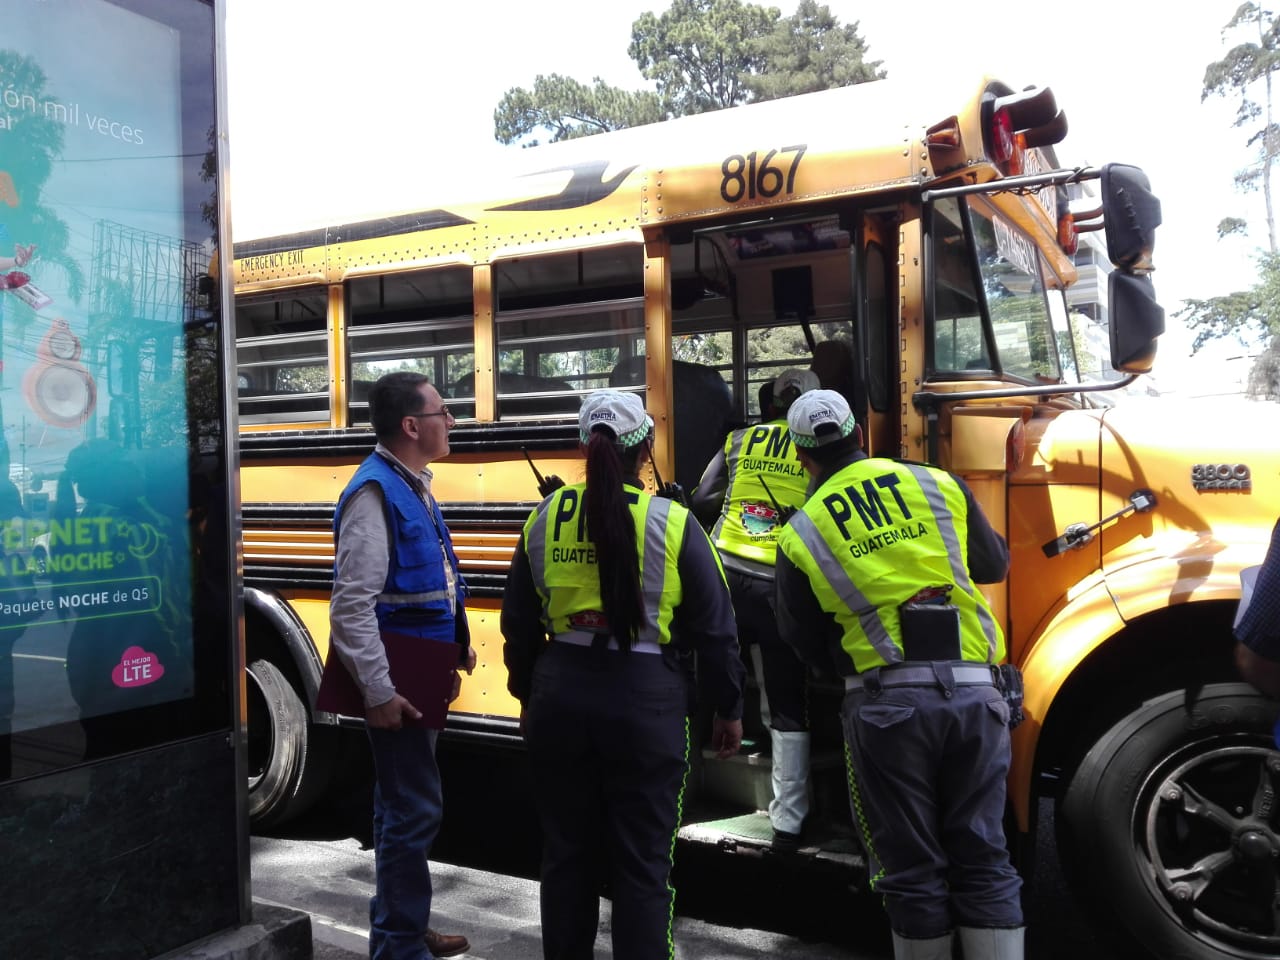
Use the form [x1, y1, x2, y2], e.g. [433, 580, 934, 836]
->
[111, 646, 166, 688]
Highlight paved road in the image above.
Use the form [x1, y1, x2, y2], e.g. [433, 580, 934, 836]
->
[251, 735, 1115, 960]
[251, 809, 1113, 960]
[251, 833, 885, 960]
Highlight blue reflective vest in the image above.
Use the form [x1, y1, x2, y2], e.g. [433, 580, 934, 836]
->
[334, 453, 462, 643]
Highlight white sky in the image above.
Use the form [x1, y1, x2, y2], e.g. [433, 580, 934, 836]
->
[223, 0, 1269, 386]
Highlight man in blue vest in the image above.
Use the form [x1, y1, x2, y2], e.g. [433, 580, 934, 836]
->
[330, 371, 473, 960]
[691, 368, 819, 848]
[773, 390, 1023, 960]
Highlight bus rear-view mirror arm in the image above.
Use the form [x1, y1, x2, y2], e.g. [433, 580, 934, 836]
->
[913, 373, 1139, 410]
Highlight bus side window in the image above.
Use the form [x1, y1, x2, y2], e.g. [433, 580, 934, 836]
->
[494, 247, 645, 419]
[453, 371, 575, 416]
[234, 287, 330, 425]
[347, 266, 476, 423]
[929, 197, 988, 375]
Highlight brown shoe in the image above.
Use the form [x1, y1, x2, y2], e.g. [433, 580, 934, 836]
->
[425, 928, 469, 958]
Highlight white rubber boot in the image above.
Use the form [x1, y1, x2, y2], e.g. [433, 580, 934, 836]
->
[891, 931, 954, 960]
[957, 926, 1024, 959]
[768, 729, 810, 840]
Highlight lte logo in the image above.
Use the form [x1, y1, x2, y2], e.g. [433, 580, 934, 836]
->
[111, 646, 165, 688]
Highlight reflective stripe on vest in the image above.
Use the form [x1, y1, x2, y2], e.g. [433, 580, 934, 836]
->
[785, 509, 899, 665]
[710, 421, 809, 565]
[778, 458, 1003, 672]
[903, 463, 1001, 662]
[523, 484, 685, 645]
[378, 589, 453, 604]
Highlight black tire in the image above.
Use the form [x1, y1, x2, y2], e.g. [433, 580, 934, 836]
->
[1059, 683, 1280, 959]
[246, 657, 331, 828]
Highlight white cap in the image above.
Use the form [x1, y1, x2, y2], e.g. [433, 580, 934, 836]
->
[787, 389, 857, 448]
[577, 390, 654, 447]
[771, 368, 820, 407]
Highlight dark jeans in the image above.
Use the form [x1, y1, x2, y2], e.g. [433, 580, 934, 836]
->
[525, 642, 690, 960]
[841, 675, 1023, 937]
[726, 568, 807, 731]
[367, 724, 442, 960]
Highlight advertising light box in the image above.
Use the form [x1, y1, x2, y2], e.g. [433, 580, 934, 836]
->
[1, 0, 229, 774]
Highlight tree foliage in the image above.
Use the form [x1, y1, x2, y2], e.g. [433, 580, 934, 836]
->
[1247, 333, 1280, 397]
[494, 75, 664, 147]
[628, 0, 781, 116]
[1202, 2, 1280, 254]
[1177, 260, 1279, 351]
[1176, 251, 1280, 396]
[1182, 5, 1280, 382]
[200, 124, 219, 240]
[493, 0, 882, 146]
[744, 0, 884, 101]
[1059, 312, 1104, 382]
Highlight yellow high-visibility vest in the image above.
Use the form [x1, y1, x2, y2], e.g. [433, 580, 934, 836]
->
[777, 458, 1004, 672]
[711, 420, 810, 565]
[522, 483, 687, 644]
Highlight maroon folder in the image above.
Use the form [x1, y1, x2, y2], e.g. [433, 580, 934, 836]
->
[315, 629, 461, 729]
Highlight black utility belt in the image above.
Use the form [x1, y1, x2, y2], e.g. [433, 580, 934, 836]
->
[844, 662, 994, 691]
[843, 659, 1027, 729]
[553, 631, 662, 654]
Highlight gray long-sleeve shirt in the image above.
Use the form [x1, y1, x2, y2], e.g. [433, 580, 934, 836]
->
[329, 444, 456, 708]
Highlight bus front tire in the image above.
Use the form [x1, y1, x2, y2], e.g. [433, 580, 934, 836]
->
[246, 657, 328, 828]
[1059, 683, 1280, 960]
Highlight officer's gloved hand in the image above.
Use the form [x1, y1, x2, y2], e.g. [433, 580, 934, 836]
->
[538, 474, 565, 498]
[657, 482, 690, 507]
[778, 505, 797, 524]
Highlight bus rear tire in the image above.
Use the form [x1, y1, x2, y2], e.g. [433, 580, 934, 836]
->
[246, 657, 329, 828]
[1059, 683, 1280, 959]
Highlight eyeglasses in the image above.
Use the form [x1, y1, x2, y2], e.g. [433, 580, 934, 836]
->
[409, 406, 451, 420]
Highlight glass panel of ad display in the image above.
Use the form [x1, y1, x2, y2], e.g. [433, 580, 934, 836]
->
[1, 0, 230, 779]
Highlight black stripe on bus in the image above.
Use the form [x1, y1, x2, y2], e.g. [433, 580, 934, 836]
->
[243, 500, 531, 600]
[244, 566, 510, 599]
[239, 421, 579, 459]
[241, 502, 537, 526]
[488, 160, 637, 212]
[440, 714, 523, 749]
[233, 209, 477, 259]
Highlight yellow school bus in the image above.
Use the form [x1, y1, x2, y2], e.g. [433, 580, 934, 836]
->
[233, 76, 1278, 959]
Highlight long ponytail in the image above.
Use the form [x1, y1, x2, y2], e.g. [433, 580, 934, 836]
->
[583, 428, 647, 648]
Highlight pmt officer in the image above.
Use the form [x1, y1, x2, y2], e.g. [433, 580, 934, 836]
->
[773, 390, 1023, 960]
[502, 389, 745, 960]
[691, 368, 819, 848]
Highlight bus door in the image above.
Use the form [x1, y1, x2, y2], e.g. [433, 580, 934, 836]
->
[669, 212, 859, 433]
[856, 210, 900, 458]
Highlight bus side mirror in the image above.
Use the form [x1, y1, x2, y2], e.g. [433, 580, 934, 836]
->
[1102, 163, 1161, 270]
[1109, 274, 1163, 373]
[1102, 163, 1164, 374]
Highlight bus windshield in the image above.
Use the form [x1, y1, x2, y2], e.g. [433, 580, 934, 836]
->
[930, 195, 1062, 383]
